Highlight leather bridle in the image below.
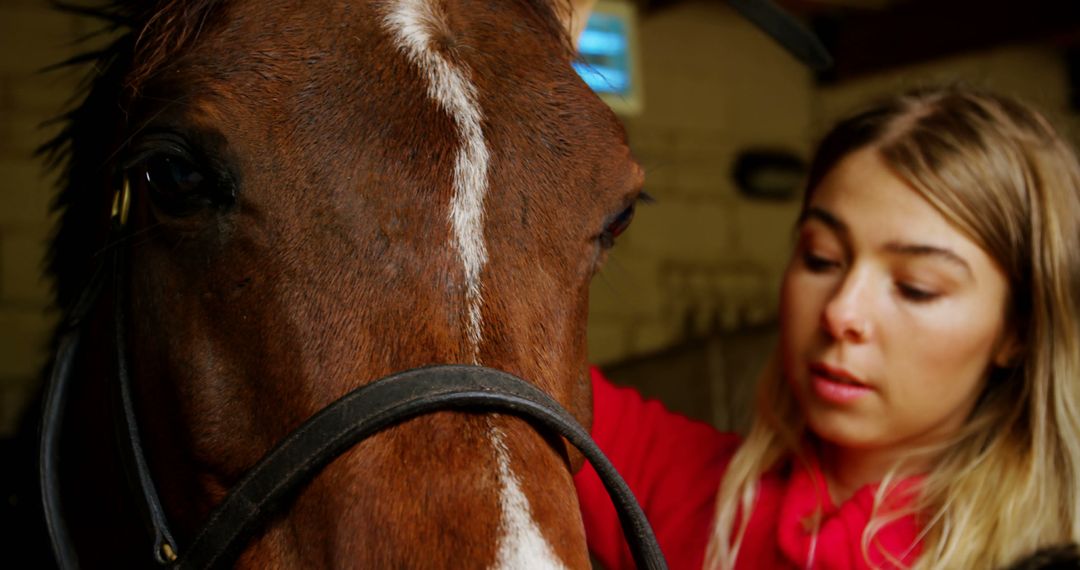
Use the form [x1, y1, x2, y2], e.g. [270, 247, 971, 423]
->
[39, 180, 668, 569]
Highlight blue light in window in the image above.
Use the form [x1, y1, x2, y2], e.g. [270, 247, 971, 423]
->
[572, 62, 629, 93]
[575, 11, 632, 97]
[579, 29, 626, 56]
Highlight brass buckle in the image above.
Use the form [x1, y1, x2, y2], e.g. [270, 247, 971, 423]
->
[111, 178, 131, 227]
[160, 542, 178, 563]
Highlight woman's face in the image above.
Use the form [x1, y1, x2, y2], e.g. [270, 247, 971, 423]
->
[781, 148, 1014, 458]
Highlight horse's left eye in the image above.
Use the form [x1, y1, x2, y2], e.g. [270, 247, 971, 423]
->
[151, 155, 202, 188]
[600, 203, 636, 249]
[128, 152, 227, 217]
[148, 154, 203, 191]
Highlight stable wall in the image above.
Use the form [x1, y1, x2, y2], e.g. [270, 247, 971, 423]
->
[586, 1, 1078, 429]
[0, 1, 97, 435]
[586, 0, 813, 364]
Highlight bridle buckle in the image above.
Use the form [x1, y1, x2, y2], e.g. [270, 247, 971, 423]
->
[111, 178, 131, 227]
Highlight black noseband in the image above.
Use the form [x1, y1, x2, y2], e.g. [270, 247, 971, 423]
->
[177, 364, 667, 570]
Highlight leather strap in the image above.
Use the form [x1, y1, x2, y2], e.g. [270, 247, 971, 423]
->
[40, 240, 113, 570]
[111, 250, 178, 564]
[41, 217, 180, 569]
[39, 327, 82, 569]
[175, 365, 667, 569]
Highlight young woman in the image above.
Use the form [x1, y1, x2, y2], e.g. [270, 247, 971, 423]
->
[575, 86, 1080, 569]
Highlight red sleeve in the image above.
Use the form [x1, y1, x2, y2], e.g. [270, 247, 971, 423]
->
[574, 367, 741, 570]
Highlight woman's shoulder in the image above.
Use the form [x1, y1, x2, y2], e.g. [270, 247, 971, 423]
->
[588, 366, 742, 466]
[583, 367, 743, 565]
[580, 366, 741, 570]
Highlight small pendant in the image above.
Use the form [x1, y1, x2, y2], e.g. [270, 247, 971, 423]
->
[800, 509, 823, 534]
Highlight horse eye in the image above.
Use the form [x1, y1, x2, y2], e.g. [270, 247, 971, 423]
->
[600, 203, 636, 248]
[132, 154, 215, 216]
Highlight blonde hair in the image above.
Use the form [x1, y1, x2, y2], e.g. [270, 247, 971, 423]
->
[706, 86, 1080, 569]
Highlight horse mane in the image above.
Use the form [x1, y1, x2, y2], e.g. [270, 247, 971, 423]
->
[38, 0, 219, 335]
[39, 0, 573, 335]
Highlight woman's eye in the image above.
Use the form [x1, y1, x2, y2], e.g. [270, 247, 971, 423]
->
[897, 282, 939, 302]
[802, 251, 839, 272]
[600, 203, 636, 248]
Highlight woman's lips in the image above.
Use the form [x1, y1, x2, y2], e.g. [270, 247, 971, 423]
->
[809, 362, 873, 404]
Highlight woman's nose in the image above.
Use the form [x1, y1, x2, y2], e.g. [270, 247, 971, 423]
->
[821, 272, 872, 342]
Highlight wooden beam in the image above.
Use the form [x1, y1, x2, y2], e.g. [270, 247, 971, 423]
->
[809, 0, 1080, 82]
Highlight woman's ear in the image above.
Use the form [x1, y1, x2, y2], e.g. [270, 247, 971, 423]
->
[993, 331, 1023, 368]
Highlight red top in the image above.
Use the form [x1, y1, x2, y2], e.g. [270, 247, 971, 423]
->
[573, 368, 922, 570]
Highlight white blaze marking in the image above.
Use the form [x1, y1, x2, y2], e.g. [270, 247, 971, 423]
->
[382, 4, 567, 569]
[491, 426, 568, 570]
[383, 0, 488, 363]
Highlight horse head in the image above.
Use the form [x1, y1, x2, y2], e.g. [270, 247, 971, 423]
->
[46, 0, 643, 567]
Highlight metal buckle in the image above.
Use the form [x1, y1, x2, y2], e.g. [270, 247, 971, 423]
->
[111, 178, 131, 227]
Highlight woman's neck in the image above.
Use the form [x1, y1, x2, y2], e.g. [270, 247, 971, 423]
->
[817, 442, 931, 504]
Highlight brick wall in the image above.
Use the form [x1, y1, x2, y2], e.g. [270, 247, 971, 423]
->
[0, 2, 94, 434]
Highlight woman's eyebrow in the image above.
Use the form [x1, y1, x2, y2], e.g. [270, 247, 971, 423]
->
[802, 205, 974, 277]
[883, 242, 974, 277]
[800, 206, 849, 237]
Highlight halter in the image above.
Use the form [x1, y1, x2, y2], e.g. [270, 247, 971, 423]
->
[40, 180, 668, 569]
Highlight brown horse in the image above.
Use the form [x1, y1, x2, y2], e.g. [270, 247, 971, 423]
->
[37, 0, 644, 567]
